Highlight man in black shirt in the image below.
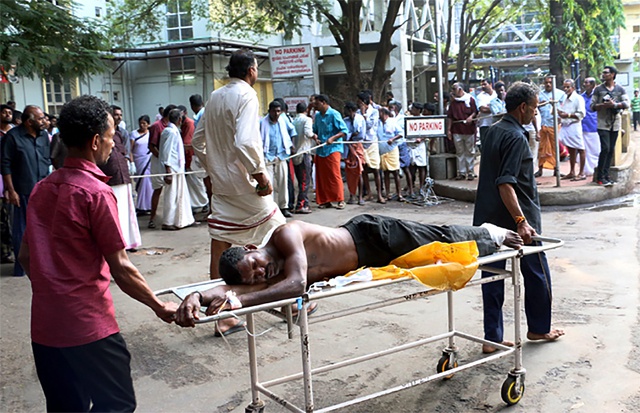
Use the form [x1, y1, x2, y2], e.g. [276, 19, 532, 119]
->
[1, 105, 50, 276]
[473, 82, 564, 353]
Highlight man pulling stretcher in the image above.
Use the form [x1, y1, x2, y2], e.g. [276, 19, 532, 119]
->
[176, 214, 522, 327]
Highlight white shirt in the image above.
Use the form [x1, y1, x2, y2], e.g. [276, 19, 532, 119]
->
[192, 78, 266, 196]
[159, 123, 184, 172]
[475, 90, 497, 128]
[559, 91, 585, 126]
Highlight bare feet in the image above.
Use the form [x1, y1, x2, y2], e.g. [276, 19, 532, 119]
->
[482, 340, 515, 354]
[503, 230, 524, 249]
[527, 329, 565, 342]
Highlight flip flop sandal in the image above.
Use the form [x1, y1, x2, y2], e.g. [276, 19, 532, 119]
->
[214, 320, 246, 337]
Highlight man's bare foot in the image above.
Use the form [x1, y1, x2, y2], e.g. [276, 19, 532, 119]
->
[503, 230, 524, 249]
[482, 340, 515, 354]
[527, 329, 565, 342]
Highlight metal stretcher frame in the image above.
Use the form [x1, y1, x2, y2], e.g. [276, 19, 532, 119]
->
[155, 236, 563, 412]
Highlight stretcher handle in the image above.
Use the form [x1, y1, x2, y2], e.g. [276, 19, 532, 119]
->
[531, 235, 563, 244]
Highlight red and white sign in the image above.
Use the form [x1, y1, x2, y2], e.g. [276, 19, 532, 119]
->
[405, 116, 447, 138]
[284, 96, 309, 113]
[269, 44, 314, 78]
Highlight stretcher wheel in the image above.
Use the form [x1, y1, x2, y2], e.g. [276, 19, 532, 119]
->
[245, 406, 264, 413]
[436, 355, 458, 380]
[501, 375, 525, 405]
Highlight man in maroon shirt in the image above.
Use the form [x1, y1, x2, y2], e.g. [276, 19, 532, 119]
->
[148, 104, 176, 228]
[19, 95, 177, 412]
[447, 82, 478, 180]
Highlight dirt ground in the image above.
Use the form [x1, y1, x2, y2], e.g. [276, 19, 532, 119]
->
[2, 177, 640, 412]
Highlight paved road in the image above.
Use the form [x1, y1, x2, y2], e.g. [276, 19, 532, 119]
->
[1, 170, 639, 412]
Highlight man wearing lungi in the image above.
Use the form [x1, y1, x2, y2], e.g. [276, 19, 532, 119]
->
[192, 50, 286, 334]
[311, 94, 348, 209]
[175, 214, 523, 326]
[357, 91, 385, 204]
[343, 101, 366, 205]
[557, 79, 587, 181]
[158, 109, 195, 230]
[473, 81, 565, 354]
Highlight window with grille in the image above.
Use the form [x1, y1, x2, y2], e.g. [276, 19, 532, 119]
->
[166, 0, 193, 41]
[169, 52, 196, 85]
[43, 78, 77, 115]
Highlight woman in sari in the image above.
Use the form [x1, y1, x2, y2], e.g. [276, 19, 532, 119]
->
[130, 115, 153, 214]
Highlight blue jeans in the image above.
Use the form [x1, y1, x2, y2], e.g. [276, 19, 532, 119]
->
[481, 244, 553, 342]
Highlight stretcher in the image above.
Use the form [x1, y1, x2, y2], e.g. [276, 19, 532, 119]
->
[155, 236, 563, 412]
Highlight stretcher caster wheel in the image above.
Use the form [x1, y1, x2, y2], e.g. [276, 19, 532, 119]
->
[501, 375, 525, 405]
[436, 355, 458, 380]
[245, 400, 266, 413]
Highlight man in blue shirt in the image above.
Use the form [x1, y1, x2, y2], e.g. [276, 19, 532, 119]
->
[580, 77, 600, 178]
[1, 105, 50, 276]
[312, 94, 348, 209]
[260, 100, 296, 217]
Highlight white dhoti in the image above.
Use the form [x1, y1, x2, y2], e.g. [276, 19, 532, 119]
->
[559, 122, 584, 150]
[266, 158, 289, 210]
[208, 192, 286, 246]
[582, 131, 601, 175]
[409, 141, 428, 167]
[112, 183, 142, 249]
[162, 171, 195, 229]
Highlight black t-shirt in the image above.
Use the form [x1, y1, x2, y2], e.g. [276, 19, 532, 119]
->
[472, 114, 542, 234]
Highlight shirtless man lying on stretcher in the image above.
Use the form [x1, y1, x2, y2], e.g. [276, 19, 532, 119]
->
[175, 214, 522, 328]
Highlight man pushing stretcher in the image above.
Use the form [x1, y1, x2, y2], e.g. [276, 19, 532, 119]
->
[175, 214, 523, 327]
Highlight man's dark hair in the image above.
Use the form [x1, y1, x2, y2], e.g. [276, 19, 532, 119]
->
[162, 104, 177, 118]
[357, 91, 371, 105]
[495, 81, 506, 90]
[505, 82, 539, 112]
[219, 247, 248, 285]
[11, 110, 21, 124]
[442, 91, 451, 101]
[6, 101, 15, 108]
[344, 101, 358, 112]
[0, 104, 12, 114]
[168, 108, 182, 124]
[296, 102, 307, 113]
[138, 114, 151, 124]
[379, 107, 391, 116]
[424, 102, 437, 113]
[314, 94, 330, 105]
[273, 97, 288, 112]
[158, 106, 164, 114]
[412, 102, 424, 110]
[226, 49, 256, 79]
[189, 94, 203, 107]
[268, 100, 283, 111]
[604, 65, 618, 78]
[521, 77, 532, 84]
[110, 105, 122, 113]
[58, 95, 111, 149]
[177, 105, 188, 117]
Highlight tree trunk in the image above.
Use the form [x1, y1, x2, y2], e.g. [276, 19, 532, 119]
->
[548, 0, 565, 82]
[369, 0, 403, 103]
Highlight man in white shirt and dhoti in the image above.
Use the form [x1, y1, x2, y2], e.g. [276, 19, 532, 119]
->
[159, 109, 195, 230]
[558, 79, 587, 181]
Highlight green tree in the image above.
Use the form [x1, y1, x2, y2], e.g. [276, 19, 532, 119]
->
[544, 0, 624, 81]
[108, 0, 404, 102]
[0, 0, 110, 81]
[443, 0, 522, 84]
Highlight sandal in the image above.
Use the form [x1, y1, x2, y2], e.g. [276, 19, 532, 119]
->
[561, 173, 575, 180]
[571, 175, 587, 181]
[317, 203, 333, 209]
[397, 196, 406, 202]
[336, 201, 346, 209]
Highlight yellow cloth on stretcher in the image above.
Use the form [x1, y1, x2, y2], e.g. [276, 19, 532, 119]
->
[344, 241, 479, 291]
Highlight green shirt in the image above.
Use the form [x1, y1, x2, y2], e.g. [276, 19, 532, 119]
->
[631, 96, 640, 112]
